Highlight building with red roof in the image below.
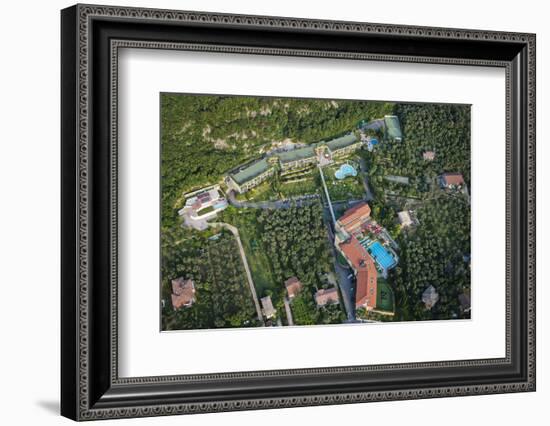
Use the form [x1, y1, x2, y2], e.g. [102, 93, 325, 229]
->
[284, 277, 302, 299]
[170, 277, 196, 309]
[314, 287, 340, 307]
[439, 172, 465, 188]
[337, 236, 378, 310]
[336, 202, 371, 235]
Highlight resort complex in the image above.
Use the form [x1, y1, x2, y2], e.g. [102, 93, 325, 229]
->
[161, 94, 472, 331]
[225, 115, 403, 195]
[226, 132, 363, 194]
[334, 202, 398, 312]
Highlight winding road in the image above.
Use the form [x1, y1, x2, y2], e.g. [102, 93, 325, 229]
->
[221, 165, 364, 324]
[359, 157, 375, 202]
[227, 190, 319, 210]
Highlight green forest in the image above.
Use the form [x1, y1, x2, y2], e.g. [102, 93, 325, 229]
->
[220, 203, 345, 325]
[161, 228, 259, 330]
[160, 94, 472, 328]
[257, 203, 331, 286]
[391, 195, 471, 321]
[361, 103, 471, 321]
[161, 94, 394, 228]
[256, 203, 344, 325]
[365, 103, 470, 197]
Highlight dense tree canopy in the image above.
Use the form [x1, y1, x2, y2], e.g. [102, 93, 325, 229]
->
[160, 95, 472, 328]
[161, 228, 259, 330]
[257, 203, 331, 285]
[391, 195, 471, 321]
[161, 94, 394, 228]
[366, 103, 470, 196]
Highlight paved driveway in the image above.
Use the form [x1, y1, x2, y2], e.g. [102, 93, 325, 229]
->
[283, 298, 294, 326]
[325, 222, 355, 321]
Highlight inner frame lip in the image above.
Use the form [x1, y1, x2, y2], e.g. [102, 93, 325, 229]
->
[108, 38, 512, 388]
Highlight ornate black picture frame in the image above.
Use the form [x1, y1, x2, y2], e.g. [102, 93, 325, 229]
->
[61, 4, 536, 421]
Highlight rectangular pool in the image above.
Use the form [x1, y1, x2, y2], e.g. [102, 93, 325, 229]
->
[368, 241, 397, 270]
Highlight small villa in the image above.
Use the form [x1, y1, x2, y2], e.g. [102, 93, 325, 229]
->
[170, 277, 196, 310]
[261, 296, 277, 319]
[314, 288, 340, 307]
[439, 172, 465, 189]
[397, 210, 414, 228]
[178, 185, 228, 230]
[422, 285, 439, 310]
[284, 277, 302, 300]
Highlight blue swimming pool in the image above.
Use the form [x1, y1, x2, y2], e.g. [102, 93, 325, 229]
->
[368, 241, 397, 270]
[334, 164, 358, 180]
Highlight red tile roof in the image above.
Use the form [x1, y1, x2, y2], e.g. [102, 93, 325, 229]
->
[171, 277, 196, 309]
[441, 172, 464, 186]
[338, 236, 377, 309]
[284, 277, 302, 299]
[338, 202, 371, 227]
[314, 287, 340, 307]
[337, 202, 371, 234]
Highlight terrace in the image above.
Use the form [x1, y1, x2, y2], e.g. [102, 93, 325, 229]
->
[179, 186, 228, 230]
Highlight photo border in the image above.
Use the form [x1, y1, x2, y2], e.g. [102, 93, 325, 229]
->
[156, 90, 474, 333]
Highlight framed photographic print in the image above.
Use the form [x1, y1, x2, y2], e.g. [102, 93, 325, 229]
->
[61, 4, 536, 421]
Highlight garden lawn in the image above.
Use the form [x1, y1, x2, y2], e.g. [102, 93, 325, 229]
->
[235, 180, 278, 202]
[279, 176, 319, 198]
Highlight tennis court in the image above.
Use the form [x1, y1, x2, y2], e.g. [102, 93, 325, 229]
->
[376, 278, 395, 313]
[368, 241, 397, 270]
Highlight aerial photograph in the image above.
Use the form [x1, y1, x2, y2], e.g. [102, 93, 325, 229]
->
[160, 94, 472, 331]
